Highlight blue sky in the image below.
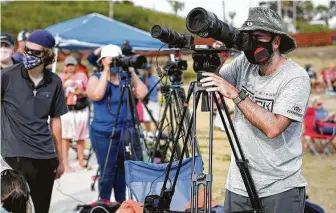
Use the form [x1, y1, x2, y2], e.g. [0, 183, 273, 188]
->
[132, 0, 331, 27]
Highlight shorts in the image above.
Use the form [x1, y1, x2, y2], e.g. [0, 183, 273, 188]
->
[61, 107, 89, 140]
[143, 101, 160, 122]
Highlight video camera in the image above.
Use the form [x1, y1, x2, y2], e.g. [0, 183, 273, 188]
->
[111, 55, 147, 70]
[163, 59, 188, 83]
[151, 25, 226, 73]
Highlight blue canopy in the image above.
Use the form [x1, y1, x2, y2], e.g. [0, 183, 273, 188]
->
[45, 13, 165, 51]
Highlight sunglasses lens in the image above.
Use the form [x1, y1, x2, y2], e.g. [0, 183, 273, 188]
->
[24, 47, 43, 56]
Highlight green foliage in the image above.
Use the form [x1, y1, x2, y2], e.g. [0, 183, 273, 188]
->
[167, 0, 185, 15]
[1, 1, 187, 36]
[315, 5, 328, 12]
[297, 22, 330, 33]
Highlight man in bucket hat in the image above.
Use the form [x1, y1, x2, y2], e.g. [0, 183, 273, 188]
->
[201, 7, 309, 213]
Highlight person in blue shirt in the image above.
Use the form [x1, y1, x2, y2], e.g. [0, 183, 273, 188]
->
[86, 44, 147, 204]
[312, 97, 336, 135]
[143, 64, 161, 135]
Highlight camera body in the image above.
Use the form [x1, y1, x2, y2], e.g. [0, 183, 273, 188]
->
[111, 55, 147, 70]
[191, 46, 221, 72]
[163, 60, 188, 83]
[143, 195, 160, 213]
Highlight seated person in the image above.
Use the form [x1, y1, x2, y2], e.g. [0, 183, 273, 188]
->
[305, 64, 318, 92]
[312, 97, 336, 135]
[322, 63, 336, 92]
[1, 159, 34, 213]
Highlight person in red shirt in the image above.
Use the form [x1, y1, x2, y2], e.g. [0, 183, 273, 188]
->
[322, 63, 336, 92]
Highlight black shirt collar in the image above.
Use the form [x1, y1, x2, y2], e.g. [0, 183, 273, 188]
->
[21, 64, 53, 85]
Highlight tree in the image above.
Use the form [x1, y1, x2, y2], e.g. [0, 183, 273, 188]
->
[168, 0, 184, 16]
[316, 5, 328, 12]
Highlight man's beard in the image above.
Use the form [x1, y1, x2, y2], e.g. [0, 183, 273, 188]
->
[259, 52, 274, 67]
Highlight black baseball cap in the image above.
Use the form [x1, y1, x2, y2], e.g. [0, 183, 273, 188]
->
[1, 33, 15, 47]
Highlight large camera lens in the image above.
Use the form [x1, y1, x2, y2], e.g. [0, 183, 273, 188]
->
[186, 7, 239, 49]
[118, 55, 147, 69]
[151, 25, 194, 48]
[186, 8, 212, 34]
[151, 25, 166, 39]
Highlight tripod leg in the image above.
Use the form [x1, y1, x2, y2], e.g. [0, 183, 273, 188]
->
[98, 86, 126, 201]
[173, 89, 189, 158]
[158, 83, 196, 204]
[151, 90, 174, 162]
[171, 92, 201, 190]
[214, 94, 263, 212]
[161, 96, 180, 162]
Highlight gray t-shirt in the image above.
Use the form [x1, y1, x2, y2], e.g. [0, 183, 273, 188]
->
[219, 54, 310, 197]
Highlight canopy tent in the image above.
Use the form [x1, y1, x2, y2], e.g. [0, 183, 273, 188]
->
[45, 13, 165, 51]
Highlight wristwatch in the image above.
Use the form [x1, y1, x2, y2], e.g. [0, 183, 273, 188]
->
[234, 90, 248, 105]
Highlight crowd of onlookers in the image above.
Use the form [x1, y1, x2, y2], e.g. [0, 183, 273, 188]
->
[1, 31, 161, 172]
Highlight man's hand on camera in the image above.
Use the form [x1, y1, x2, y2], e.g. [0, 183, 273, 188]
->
[201, 72, 239, 100]
[55, 161, 64, 179]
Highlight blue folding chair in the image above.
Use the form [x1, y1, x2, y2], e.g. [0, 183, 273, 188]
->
[124, 156, 203, 211]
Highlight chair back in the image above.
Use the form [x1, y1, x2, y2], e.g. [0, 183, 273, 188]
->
[124, 156, 203, 211]
[304, 107, 316, 133]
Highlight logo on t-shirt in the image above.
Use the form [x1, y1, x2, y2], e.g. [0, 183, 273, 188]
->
[287, 104, 304, 117]
[242, 86, 275, 112]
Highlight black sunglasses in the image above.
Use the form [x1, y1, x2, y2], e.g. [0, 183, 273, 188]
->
[24, 46, 44, 56]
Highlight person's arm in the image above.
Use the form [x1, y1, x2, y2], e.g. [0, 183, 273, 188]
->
[87, 59, 110, 101]
[86, 47, 102, 68]
[50, 117, 63, 179]
[50, 78, 68, 179]
[201, 73, 311, 139]
[129, 67, 148, 100]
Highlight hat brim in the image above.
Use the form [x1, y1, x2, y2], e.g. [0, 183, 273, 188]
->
[96, 56, 103, 63]
[1, 40, 14, 47]
[239, 25, 296, 54]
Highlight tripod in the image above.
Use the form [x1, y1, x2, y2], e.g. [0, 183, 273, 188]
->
[150, 75, 200, 163]
[144, 72, 263, 213]
[93, 70, 144, 200]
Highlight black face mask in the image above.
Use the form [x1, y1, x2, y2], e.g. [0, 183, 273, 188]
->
[244, 36, 275, 65]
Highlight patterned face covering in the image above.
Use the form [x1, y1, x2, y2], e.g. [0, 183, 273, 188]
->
[22, 53, 44, 70]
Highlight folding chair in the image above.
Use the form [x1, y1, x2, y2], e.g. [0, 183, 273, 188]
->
[124, 156, 203, 211]
[303, 107, 336, 157]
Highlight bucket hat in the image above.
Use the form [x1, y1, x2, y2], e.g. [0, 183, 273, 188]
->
[239, 7, 296, 54]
